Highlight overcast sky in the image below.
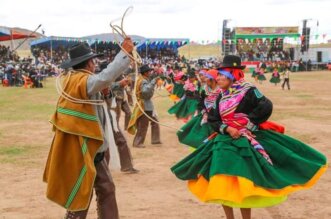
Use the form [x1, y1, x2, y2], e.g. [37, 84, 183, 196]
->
[1, 0, 331, 41]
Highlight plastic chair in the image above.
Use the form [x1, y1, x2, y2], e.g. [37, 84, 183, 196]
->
[2, 78, 9, 87]
[22, 75, 33, 88]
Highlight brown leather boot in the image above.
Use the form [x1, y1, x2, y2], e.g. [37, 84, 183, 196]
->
[132, 114, 149, 147]
[148, 112, 161, 144]
[122, 101, 132, 130]
[64, 210, 89, 219]
[113, 129, 134, 170]
[94, 160, 119, 219]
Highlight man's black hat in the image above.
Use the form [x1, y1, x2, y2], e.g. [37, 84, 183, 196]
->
[61, 42, 103, 69]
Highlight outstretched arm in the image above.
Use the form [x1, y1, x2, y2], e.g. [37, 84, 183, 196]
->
[87, 51, 130, 96]
[140, 78, 158, 99]
[87, 38, 134, 96]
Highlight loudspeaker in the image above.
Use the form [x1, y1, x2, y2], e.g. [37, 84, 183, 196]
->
[301, 20, 310, 53]
[317, 51, 322, 62]
[289, 48, 294, 60]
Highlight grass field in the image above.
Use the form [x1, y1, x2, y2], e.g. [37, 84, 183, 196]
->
[178, 44, 221, 59]
[0, 71, 331, 218]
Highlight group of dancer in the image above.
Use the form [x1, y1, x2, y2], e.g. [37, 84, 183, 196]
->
[43, 37, 327, 219]
[166, 55, 327, 219]
[251, 66, 291, 90]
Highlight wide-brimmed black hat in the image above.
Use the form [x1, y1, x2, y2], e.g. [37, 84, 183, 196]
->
[60, 42, 103, 69]
[139, 65, 153, 74]
[218, 55, 245, 70]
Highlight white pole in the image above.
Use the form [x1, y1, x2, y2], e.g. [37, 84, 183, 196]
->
[189, 43, 191, 60]
[10, 29, 14, 51]
[95, 40, 97, 52]
[50, 37, 53, 63]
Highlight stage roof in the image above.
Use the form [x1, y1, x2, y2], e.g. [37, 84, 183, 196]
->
[234, 27, 300, 39]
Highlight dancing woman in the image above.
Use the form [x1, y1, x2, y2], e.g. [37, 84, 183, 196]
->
[177, 69, 221, 148]
[168, 69, 200, 122]
[269, 68, 281, 86]
[171, 55, 327, 219]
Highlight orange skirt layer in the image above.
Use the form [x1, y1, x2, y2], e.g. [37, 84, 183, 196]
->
[188, 165, 327, 208]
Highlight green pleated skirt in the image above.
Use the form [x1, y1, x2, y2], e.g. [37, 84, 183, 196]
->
[171, 130, 327, 208]
[270, 77, 281, 84]
[168, 97, 199, 119]
[258, 75, 267, 81]
[172, 83, 185, 98]
[177, 113, 215, 148]
[251, 71, 258, 77]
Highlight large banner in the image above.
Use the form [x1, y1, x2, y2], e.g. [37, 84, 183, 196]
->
[235, 27, 299, 35]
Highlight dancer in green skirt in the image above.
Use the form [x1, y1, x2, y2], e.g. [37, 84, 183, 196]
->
[251, 67, 258, 83]
[168, 69, 200, 122]
[177, 69, 221, 148]
[269, 68, 281, 86]
[257, 68, 266, 84]
[171, 55, 327, 219]
[169, 69, 187, 103]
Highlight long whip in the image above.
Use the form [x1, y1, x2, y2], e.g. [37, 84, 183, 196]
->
[109, 7, 182, 132]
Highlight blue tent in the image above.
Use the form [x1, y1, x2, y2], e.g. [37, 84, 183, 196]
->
[30, 36, 87, 49]
[30, 34, 147, 49]
[136, 38, 189, 53]
[30, 36, 190, 56]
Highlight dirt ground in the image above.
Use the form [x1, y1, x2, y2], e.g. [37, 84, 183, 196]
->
[0, 71, 330, 219]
